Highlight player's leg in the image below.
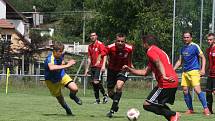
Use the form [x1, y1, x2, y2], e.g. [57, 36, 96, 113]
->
[143, 87, 179, 121]
[107, 71, 127, 117]
[181, 72, 194, 113]
[190, 70, 209, 115]
[56, 95, 73, 115]
[106, 69, 117, 117]
[206, 77, 213, 114]
[62, 74, 82, 105]
[91, 67, 101, 104]
[109, 80, 124, 113]
[45, 80, 73, 115]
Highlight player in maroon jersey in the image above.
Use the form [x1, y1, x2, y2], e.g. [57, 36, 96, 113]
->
[206, 33, 215, 114]
[106, 33, 134, 117]
[84, 32, 108, 104]
[123, 35, 180, 121]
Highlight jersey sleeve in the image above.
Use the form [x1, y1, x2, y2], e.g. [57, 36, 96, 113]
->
[47, 54, 55, 64]
[147, 50, 159, 62]
[99, 43, 107, 57]
[195, 44, 203, 55]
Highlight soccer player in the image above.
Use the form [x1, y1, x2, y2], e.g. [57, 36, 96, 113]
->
[123, 35, 180, 121]
[206, 33, 215, 114]
[44, 41, 82, 115]
[173, 31, 210, 115]
[84, 32, 108, 104]
[106, 33, 134, 118]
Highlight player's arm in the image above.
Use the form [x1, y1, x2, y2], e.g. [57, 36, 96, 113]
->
[199, 53, 206, 75]
[173, 55, 182, 70]
[48, 59, 76, 71]
[122, 65, 150, 76]
[101, 55, 107, 72]
[154, 58, 175, 82]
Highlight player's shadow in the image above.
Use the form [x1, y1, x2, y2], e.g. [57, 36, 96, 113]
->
[89, 114, 124, 118]
[42, 113, 73, 117]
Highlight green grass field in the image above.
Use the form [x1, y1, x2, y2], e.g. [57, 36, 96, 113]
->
[0, 80, 215, 121]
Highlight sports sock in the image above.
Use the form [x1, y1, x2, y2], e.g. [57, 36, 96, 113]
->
[60, 103, 72, 114]
[184, 93, 193, 110]
[69, 92, 76, 99]
[198, 91, 208, 109]
[98, 83, 106, 96]
[206, 92, 213, 112]
[111, 92, 122, 112]
[93, 83, 100, 100]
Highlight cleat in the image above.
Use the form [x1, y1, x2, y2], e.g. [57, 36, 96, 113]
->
[73, 96, 82, 105]
[103, 96, 108, 104]
[203, 108, 210, 116]
[94, 99, 100, 104]
[106, 110, 114, 118]
[184, 109, 194, 115]
[65, 109, 74, 116]
[170, 112, 180, 121]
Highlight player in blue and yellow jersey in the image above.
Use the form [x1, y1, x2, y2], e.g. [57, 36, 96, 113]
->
[174, 31, 210, 115]
[44, 41, 82, 116]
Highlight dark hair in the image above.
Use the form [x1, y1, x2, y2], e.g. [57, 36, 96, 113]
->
[208, 33, 215, 37]
[53, 41, 64, 51]
[183, 30, 192, 37]
[142, 34, 158, 45]
[116, 33, 126, 38]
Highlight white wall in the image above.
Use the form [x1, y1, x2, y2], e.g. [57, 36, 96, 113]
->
[0, 0, 6, 19]
[9, 19, 25, 35]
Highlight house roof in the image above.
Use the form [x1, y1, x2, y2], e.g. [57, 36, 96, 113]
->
[0, 19, 15, 28]
[3, 0, 28, 22]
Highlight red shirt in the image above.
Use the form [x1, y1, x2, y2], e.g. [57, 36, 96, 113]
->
[206, 46, 215, 77]
[88, 40, 106, 68]
[147, 45, 178, 88]
[106, 43, 133, 71]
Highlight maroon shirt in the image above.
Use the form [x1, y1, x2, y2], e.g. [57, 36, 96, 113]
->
[206, 46, 215, 77]
[88, 40, 106, 68]
[106, 43, 133, 71]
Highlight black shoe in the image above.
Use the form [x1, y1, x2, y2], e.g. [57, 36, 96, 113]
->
[103, 96, 108, 104]
[73, 96, 82, 105]
[106, 110, 114, 118]
[65, 109, 74, 116]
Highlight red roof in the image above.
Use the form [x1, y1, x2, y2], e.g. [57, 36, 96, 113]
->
[0, 19, 15, 28]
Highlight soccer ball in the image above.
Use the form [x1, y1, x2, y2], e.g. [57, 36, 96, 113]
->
[126, 108, 140, 121]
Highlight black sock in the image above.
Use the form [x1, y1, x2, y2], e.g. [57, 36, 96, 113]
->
[93, 83, 100, 100]
[143, 104, 175, 120]
[111, 92, 122, 111]
[98, 83, 106, 96]
[69, 92, 76, 99]
[206, 91, 213, 112]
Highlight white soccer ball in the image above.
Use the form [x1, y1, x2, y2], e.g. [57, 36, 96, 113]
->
[126, 108, 140, 121]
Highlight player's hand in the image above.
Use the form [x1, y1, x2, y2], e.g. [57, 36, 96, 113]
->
[163, 75, 175, 82]
[101, 66, 105, 72]
[94, 60, 100, 66]
[67, 59, 76, 67]
[200, 69, 205, 76]
[122, 65, 130, 72]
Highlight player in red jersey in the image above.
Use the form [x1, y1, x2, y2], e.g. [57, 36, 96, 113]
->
[84, 32, 108, 104]
[123, 35, 180, 121]
[106, 33, 134, 117]
[206, 33, 215, 114]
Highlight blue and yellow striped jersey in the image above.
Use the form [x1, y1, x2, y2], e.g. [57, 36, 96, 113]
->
[180, 42, 203, 72]
[44, 52, 65, 83]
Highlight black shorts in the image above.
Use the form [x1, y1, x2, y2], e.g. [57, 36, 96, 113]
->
[146, 87, 177, 106]
[89, 67, 103, 81]
[107, 68, 128, 89]
[206, 77, 215, 91]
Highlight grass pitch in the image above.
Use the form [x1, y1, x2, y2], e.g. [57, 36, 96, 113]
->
[0, 81, 215, 121]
